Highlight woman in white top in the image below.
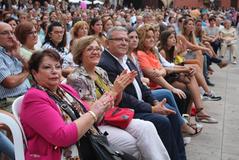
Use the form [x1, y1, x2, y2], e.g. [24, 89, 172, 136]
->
[220, 19, 238, 64]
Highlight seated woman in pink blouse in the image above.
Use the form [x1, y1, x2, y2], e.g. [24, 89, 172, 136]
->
[20, 49, 115, 159]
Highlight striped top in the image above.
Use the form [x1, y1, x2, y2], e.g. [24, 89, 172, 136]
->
[0, 46, 30, 99]
[42, 42, 69, 59]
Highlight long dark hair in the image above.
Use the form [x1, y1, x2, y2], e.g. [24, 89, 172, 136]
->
[160, 30, 176, 62]
[88, 17, 102, 37]
[43, 21, 66, 52]
[128, 27, 138, 53]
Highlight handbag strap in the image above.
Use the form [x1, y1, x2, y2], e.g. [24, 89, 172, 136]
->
[52, 86, 103, 134]
[48, 92, 79, 120]
[34, 85, 81, 121]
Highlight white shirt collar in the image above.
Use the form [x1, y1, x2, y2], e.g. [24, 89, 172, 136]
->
[106, 49, 128, 65]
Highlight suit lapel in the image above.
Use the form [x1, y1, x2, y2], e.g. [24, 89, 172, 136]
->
[103, 50, 124, 73]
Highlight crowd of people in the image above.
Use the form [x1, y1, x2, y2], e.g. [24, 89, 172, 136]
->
[0, 0, 238, 159]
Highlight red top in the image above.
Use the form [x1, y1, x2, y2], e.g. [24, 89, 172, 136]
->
[137, 50, 162, 90]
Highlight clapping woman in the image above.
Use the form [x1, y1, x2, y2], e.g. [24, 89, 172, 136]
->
[67, 35, 170, 160]
[20, 49, 115, 159]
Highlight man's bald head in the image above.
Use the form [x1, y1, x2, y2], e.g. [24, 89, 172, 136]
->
[0, 22, 15, 50]
[0, 22, 11, 28]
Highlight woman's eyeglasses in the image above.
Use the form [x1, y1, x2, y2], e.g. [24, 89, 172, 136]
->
[86, 46, 102, 53]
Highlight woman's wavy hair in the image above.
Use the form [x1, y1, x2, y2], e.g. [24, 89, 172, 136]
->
[136, 24, 155, 52]
[72, 35, 101, 65]
[71, 20, 89, 39]
[182, 18, 196, 44]
[102, 17, 113, 32]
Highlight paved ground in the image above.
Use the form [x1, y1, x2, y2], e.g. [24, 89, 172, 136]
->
[186, 61, 239, 160]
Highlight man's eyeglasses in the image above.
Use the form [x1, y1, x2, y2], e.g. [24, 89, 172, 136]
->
[108, 38, 129, 43]
[0, 31, 14, 37]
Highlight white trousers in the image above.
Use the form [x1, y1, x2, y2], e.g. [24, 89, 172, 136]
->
[220, 41, 238, 58]
[99, 119, 170, 160]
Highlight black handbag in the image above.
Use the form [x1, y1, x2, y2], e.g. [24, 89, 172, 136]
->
[42, 86, 137, 160]
[78, 132, 137, 160]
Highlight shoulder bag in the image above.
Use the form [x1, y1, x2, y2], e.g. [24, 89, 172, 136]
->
[41, 86, 137, 160]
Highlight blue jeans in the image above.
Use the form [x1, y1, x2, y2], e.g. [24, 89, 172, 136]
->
[0, 132, 15, 160]
[152, 89, 185, 126]
[135, 109, 186, 160]
[148, 89, 186, 160]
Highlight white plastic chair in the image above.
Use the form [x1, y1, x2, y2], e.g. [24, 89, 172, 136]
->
[12, 96, 28, 148]
[0, 112, 25, 160]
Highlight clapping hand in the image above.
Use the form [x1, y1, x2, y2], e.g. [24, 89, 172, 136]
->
[112, 70, 137, 95]
[91, 93, 115, 117]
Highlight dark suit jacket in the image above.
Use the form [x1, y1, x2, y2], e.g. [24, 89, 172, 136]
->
[98, 49, 156, 113]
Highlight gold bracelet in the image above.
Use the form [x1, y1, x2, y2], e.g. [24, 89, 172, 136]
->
[88, 111, 97, 122]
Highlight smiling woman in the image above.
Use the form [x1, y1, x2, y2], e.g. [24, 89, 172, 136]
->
[67, 35, 171, 160]
[20, 48, 118, 159]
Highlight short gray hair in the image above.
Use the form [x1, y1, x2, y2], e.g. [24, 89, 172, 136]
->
[107, 26, 128, 39]
[224, 19, 232, 25]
